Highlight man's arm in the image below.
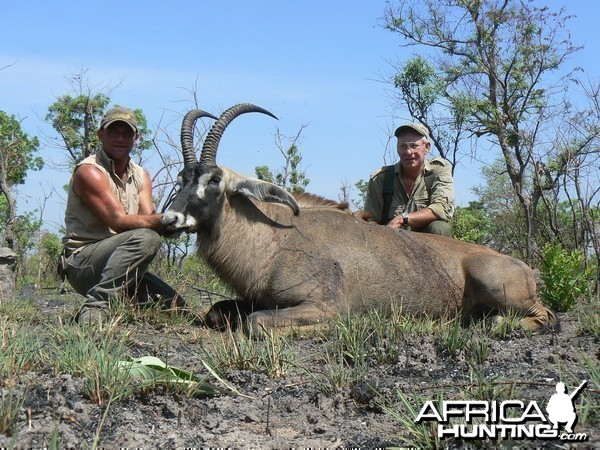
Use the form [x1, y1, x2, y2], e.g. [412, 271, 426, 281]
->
[362, 170, 385, 223]
[137, 169, 157, 215]
[387, 208, 439, 229]
[426, 160, 455, 221]
[72, 165, 163, 233]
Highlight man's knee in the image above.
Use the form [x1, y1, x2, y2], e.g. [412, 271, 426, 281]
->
[422, 220, 453, 238]
[129, 229, 162, 256]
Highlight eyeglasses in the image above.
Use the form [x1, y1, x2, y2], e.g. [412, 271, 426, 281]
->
[398, 139, 424, 153]
[106, 129, 135, 139]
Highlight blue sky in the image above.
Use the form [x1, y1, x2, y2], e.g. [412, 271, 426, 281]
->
[2, 0, 597, 233]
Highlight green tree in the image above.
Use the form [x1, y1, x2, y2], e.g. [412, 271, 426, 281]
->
[471, 158, 529, 257]
[451, 201, 494, 245]
[45, 92, 109, 164]
[8, 211, 43, 282]
[383, 0, 586, 261]
[255, 126, 310, 193]
[352, 179, 369, 211]
[45, 71, 152, 166]
[392, 56, 464, 171]
[0, 111, 43, 250]
[46, 96, 152, 166]
[34, 231, 63, 286]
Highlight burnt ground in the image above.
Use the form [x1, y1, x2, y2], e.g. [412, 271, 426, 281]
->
[1, 287, 598, 449]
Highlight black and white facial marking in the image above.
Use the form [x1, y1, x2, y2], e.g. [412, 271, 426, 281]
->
[162, 163, 226, 234]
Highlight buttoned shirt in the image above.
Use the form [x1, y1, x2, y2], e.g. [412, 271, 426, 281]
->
[363, 157, 454, 225]
[62, 147, 147, 253]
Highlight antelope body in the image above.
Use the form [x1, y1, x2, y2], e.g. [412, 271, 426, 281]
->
[161, 104, 556, 333]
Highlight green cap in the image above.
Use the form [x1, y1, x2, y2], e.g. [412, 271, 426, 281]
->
[100, 107, 138, 132]
[394, 122, 429, 139]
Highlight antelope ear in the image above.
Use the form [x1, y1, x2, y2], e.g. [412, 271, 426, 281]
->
[230, 176, 300, 216]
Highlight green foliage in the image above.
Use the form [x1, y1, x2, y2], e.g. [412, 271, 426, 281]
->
[40, 232, 62, 259]
[11, 211, 42, 256]
[353, 179, 369, 210]
[452, 201, 493, 244]
[539, 243, 592, 312]
[0, 387, 25, 437]
[201, 326, 295, 378]
[46, 95, 152, 166]
[45, 93, 110, 164]
[576, 293, 600, 337]
[0, 309, 43, 383]
[394, 55, 444, 115]
[254, 165, 274, 183]
[50, 320, 136, 404]
[537, 201, 600, 253]
[255, 144, 309, 193]
[380, 390, 442, 450]
[255, 128, 310, 193]
[436, 318, 468, 358]
[383, 0, 588, 262]
[0, 110, 42, 251]
[470, 159, 528, 257]
[0, 200, 43, 256]
[118, 356, 218, 396]
[0, 111, 42, 186]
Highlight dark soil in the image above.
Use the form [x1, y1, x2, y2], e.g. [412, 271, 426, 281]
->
[1, 289, 598, 449]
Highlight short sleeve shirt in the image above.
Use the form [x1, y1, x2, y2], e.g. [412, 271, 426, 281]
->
[363, 157, 454, 224]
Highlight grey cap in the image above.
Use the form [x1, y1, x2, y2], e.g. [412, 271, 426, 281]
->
[100, 107, 138, 132]
[394, 122, 429, 139]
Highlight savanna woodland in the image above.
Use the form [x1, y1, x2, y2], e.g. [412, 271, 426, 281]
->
[1, 0, 598, 448]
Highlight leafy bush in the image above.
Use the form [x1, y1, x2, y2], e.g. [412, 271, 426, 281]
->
[452, 201, 493, 245]
[539, 243, 592, 312]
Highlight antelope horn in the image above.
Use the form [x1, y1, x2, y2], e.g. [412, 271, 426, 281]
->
[180, 110, 218, 167]
[199, 103, 278, 166]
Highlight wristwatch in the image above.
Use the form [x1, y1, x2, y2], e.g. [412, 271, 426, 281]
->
[401, 212, 410, 229]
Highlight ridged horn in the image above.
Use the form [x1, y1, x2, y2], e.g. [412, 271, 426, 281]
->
[199, 103, 278, 166]
[181, 109, 218, 167]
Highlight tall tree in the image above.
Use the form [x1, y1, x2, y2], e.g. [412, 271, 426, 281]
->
[0, 111, 42, 249]
[383, 0, 584, 261]
[45, 71, 152, 167]
[255, 126, 310, 193]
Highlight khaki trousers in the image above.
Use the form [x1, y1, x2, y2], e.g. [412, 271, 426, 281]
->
[65, 229, 184, 313]
[413, 220, 453, 238]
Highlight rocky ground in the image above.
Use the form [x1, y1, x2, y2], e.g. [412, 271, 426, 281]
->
[0, 288, 598, 449]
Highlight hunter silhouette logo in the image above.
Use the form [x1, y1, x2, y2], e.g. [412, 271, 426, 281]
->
[415, 380, 589, 442]
[546, 380, 587, 433]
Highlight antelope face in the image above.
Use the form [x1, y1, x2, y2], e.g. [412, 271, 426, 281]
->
[161, 163, 226, 235]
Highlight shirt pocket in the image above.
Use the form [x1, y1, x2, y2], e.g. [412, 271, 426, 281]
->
[414, 191, 430, 210]
[391, 199, 407, 217]
[126, 192, 140, 215]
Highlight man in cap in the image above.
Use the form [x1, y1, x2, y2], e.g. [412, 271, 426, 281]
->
[62, 106, 187, 324]
[362, 122, 454, 237]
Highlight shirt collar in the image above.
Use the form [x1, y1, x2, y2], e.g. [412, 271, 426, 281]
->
[97, 146, 133, 181]
[394, 159, 433, 176]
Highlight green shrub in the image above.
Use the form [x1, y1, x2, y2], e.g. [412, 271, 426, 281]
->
[539, 244, 592, 312]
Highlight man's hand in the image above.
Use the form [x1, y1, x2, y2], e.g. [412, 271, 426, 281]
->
[387, 215, 406, 229]
[156, 214, 191, 238]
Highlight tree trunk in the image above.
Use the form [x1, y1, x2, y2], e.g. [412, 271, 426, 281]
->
[0, 246, 17, 299]
[0, 161, 17, 250]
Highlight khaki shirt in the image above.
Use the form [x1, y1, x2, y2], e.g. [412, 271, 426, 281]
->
[62, 147, 147, 254]
[363, 157, 454, 225]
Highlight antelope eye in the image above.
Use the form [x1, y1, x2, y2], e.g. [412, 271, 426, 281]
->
[208, 176, 221, 185]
